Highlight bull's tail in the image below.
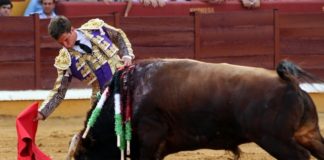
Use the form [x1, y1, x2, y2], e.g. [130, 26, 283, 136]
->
[277, 60, 324, 159]
[276, 60, 324, 84]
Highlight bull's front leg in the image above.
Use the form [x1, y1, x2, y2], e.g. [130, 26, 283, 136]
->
[136, 115, 168, 160]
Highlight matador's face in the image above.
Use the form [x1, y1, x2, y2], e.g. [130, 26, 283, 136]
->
[57, 27, 77, 49]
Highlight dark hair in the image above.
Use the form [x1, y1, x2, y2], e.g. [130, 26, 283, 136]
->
[48, 16, 72, 40]
[39, 0, 56, 5]
[0, 0, 13, 8]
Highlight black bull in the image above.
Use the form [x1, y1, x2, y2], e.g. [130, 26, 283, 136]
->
[74, 59, 324, 160]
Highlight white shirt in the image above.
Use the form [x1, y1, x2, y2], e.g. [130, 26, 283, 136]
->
[73, 30, 93, 54]
[32, 10, 57, 19]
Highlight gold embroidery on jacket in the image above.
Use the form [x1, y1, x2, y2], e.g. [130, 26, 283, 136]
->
[78, 18, 131, 82]
[70, 49, 104, 86]
[54, 48, 71, 70]
[80, 30, 123, 73]
[80, 18, 104, 30]
[81, 30, 119, 58]
[79, 18, 134, 60]
[39, 70, 69, 118]
[103, 23, 134, 58]
[84, 73, 97, 86]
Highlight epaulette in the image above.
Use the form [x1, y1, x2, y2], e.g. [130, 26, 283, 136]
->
[54, 48, 71, 70]
[80, 18, 105, 30]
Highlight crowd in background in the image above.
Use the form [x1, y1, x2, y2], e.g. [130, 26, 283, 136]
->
[0, 0, 260, 17]
[0, 0, 56, 18]
[24, 0, 57, 19]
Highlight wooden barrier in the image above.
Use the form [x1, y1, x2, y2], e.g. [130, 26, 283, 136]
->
[196, 10, 275, 68]
[121, 16, 195, 59]
[1, 10, 324, 90]
[278, 12, 324, 78]
[0, 16, 37, 90]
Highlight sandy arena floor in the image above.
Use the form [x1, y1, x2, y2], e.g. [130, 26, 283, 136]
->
[1, 108, 324, 160]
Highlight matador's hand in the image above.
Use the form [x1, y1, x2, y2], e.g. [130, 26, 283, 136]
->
[122, 56, 133, 66]
[34, 112, 45, 121]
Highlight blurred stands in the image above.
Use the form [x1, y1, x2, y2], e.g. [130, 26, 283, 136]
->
[56, 0, 324, 17]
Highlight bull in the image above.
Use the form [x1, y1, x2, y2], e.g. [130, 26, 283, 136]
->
[73, 58, 324, 160]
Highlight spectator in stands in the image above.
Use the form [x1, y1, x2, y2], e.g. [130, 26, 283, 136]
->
[33, 0, 57, 19]
[0, 0, 13, 16]
[122, 0, 166, 17]
[138, 0, 261, 13]
[201, 0, 260, 8]
[140, 0, 165, 7]
[35, 16, 134, 121]
[241, 0, 260, 8]
[136, 0, 260, 9]
[24, 0, 42, 16]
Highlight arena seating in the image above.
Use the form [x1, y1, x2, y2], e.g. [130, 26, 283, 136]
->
[56, 0, 324, 17]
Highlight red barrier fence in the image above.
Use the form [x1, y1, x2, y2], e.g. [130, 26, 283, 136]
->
[1, 10, 324, 90]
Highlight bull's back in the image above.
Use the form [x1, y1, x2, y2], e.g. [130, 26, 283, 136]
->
[132, 59, 289, 139]
[135, 59, 283, 110]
